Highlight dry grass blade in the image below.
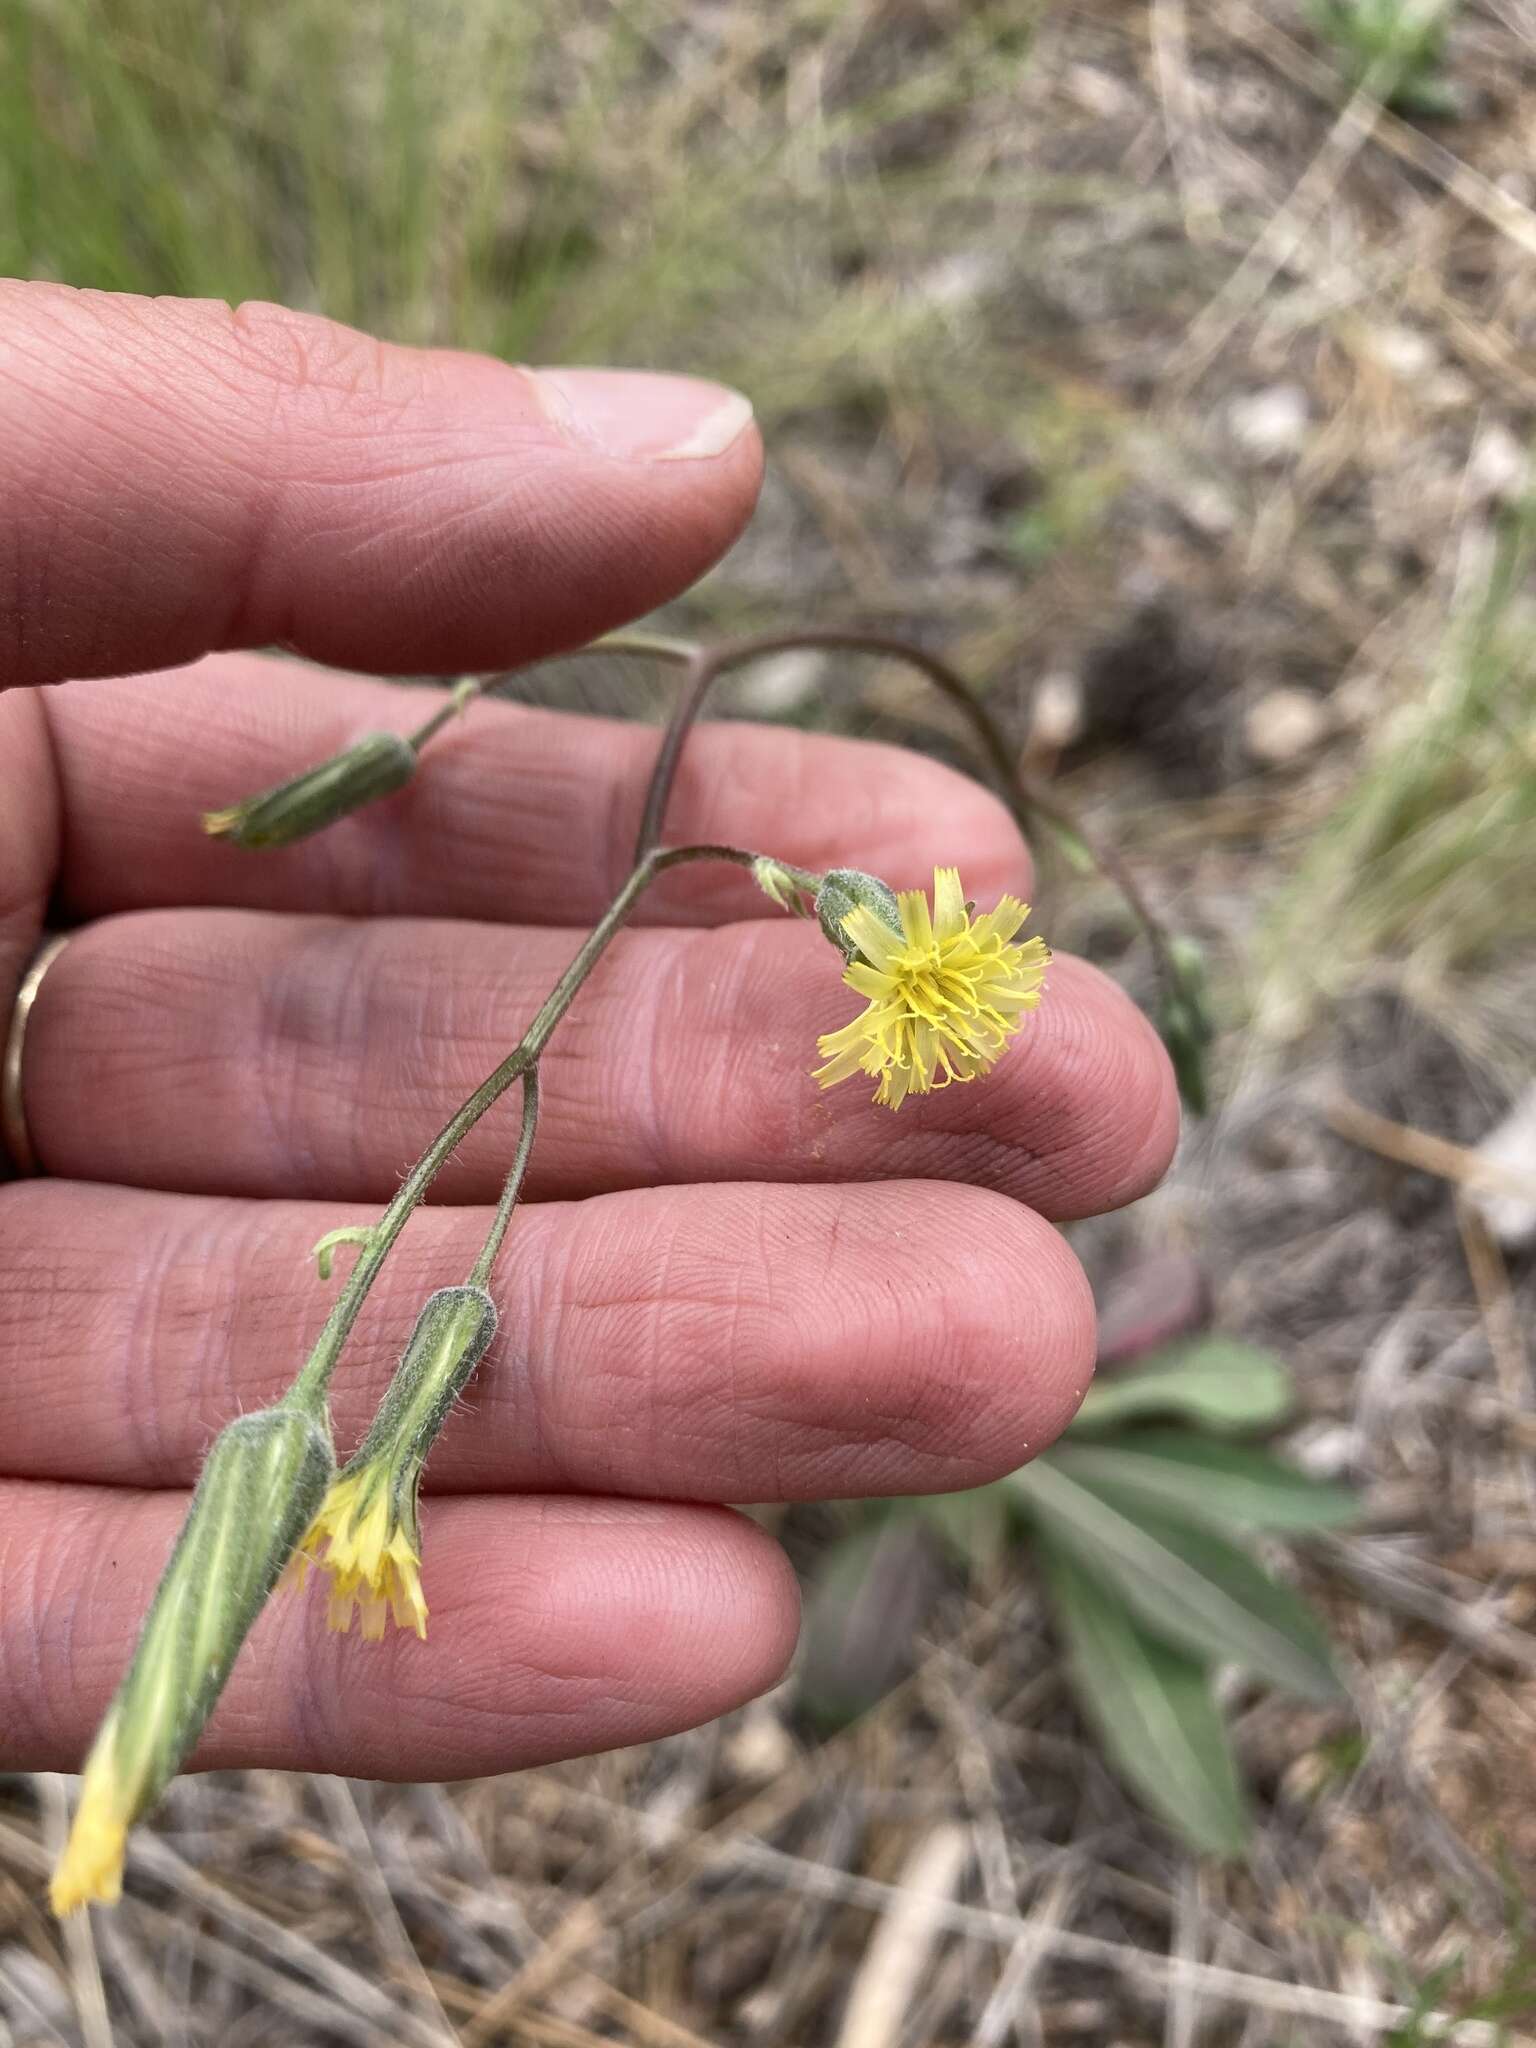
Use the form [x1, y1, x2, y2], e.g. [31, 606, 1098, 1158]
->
[971, 1869, 1081, 2048]
[834, 1823, 970, 2048]
[710, 1838, 1509, 2044]
[1225, 1, 1536, 262]
[310, 1776, 463, 2044]
[128, 1830, 454, 2048]
[1167, 68, 1388, 386]
[33, 1777, 112, 2048]
[1327, 1094, 1536, 1204]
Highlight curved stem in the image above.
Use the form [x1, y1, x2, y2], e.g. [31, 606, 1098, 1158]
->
[417, 633, 703, 742]
[634, 644, 717, 862]
[289, 840, 755, 1409]
[469, 1065, 541, 1290]
[630, 627, 1179, 999]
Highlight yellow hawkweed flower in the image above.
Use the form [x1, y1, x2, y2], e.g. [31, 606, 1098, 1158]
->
[287, 1286, 498, 1643]
[291, 1468, 428, 1641]
[814, 866, 1048, 1109]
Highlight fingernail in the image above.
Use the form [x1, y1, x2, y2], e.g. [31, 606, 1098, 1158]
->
[528, 367, 755, 462]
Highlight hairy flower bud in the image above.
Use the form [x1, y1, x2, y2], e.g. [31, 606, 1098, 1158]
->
[51, 1405, 334, 1914]
[291, 1287, 498, 1641]
[814, 868, 904, 962]
[201, 732, 417, 849]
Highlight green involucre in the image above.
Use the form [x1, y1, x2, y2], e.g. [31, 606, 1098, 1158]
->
[99, 1405, 335, 1828]
[202, 731, 417, 848]
[814, 868, 904, 962]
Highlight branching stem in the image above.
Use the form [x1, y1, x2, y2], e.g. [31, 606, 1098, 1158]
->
[288, 841, 755, 1409]
[469, 1066, 541, 1290]
[600, 627, 1181, 1000]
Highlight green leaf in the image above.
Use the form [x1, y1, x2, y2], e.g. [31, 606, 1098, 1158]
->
[1071, 1339, 1293, 1435]
[796, 1521, 945, 1731]
[1037, 1531, 1249, 1857]
[907, 1484, 1011, 1568]
[1010, 1460, 1343, 1701]
[1048, 1433, 1359, 1535]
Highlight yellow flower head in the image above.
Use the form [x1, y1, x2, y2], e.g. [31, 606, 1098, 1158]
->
[290, 1467, 428, 1641]
[287, 1287, 497, 1645]
[814, 866, 1048, 1109]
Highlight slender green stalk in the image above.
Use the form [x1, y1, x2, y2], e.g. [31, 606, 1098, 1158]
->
[468, 1065, 541, 1290]
[288, 841, 754, 1409]
[414, 631, 701, 740]
[405, 677, 479, 750]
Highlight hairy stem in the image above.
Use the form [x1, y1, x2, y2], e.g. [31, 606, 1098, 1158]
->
[469, 1066, 541, 1290]
[289, 841, 755, 1409]
[622, 627, 1179, 1000]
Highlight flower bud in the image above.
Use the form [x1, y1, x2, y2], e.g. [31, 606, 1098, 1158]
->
[292, 1287, 498, 1641]
[201, 732, 417, 849]
[1156, 935, 1214, 1117]
[751, 856, 810, 914]
[814, 868, 904, 963]
[51, 1404, 334, 1913]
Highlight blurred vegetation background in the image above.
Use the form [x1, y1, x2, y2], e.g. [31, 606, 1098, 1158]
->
[5, 0, 1034, 446]
[6, 0, 1536, 2042]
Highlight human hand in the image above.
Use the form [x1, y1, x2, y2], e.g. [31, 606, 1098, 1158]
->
[0, 283, 1178, 1787]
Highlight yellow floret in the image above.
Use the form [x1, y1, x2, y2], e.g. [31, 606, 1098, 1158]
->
[290, 1468, 428, 1640]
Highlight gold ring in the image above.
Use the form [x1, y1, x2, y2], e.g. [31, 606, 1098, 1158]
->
[2, 934, 70, 1177]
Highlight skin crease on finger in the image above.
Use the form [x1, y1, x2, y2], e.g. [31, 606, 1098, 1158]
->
[0, 1177, 1097, 1498]
[0, 1487, 802, 1777]
[20, 913, 1179, 1214]
[0, 284, 1182, 1798]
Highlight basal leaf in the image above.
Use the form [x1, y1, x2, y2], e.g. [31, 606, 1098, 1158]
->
[797, 1521, 946, 1731]
[1038, 1530, 1249, 1857]
[1011, 1459, 1343, 1701]
[1049, 1432, 1358, 1534]
[1071, 1339, 1293, 1435]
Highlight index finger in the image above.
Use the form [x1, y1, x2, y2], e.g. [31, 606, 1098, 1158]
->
[45, 654, 1033, 928]
[0, 283, 761, 691]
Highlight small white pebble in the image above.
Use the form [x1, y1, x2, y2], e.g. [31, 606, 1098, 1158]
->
[1228, 384, 1310, 463]
[1468, 1082, 1536, 1249]
[1467, 422, 1529, 506]
[1366, 324, 1438, 383]
[1244, 686, 1331, 767]
[1025, 671, 1084, 757]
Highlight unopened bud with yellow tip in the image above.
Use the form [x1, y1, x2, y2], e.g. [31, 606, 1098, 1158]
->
[202, 732, 418, 849]
[290, 1286, 497, 1641]
[51, 1402, 333, 1915]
